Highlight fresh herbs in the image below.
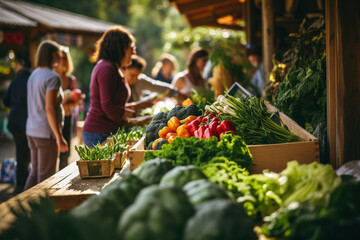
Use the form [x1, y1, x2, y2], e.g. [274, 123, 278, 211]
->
[274, 56, 326, 131]
[75, 143, 114, 161]
[145, 133, 253, 169]
[271, 17, 327, 132]
[75, 126, 145, 161]
[206, 94, 302, 145]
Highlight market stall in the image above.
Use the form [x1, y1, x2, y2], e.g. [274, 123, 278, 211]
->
[0, 0, 359, 239]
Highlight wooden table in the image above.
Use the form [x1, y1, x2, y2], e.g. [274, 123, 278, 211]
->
[0, 161, 130, 232]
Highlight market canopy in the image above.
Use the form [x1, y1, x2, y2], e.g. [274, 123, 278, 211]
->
[0, 0, 120, 34]
[169, 0, 245, 30]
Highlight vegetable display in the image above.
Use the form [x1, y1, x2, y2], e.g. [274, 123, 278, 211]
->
[189, 112, 236, 140]
[201, 159, 342, 221]
[270, 17, 327, 132]
[261, 178, 360, 240]
[206, 94, 302, 145]
[145, 104, 202, 147]
[145, 133, 253, 169]
[3, 157, 358, 240]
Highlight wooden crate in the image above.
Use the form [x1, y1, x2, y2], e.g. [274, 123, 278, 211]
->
[76, 158, 115, 179]
[114, 152, 122, 169]
[123, 110, 319, 174]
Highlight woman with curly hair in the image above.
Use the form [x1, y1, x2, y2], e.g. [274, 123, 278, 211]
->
[82, 26, 136, 147]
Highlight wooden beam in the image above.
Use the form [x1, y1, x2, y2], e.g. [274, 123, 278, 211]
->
[261, 0, 275, 86]
[336, 0, 360, 165]
[325, 0, 337, 167]
[176, 0, 236, 14]
[326, 0, 360, 168]
[245, 0, 254, 44]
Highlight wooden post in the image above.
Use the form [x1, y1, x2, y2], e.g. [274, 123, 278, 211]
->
[261, 0, 275, 85]
[326, 0, 360, 168]
[245, 0, 255, 44]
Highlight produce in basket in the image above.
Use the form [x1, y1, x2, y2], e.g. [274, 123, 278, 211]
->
[145, 104, 202, 146]
[145, 133, 253, 169]
[206, 94, 302, 145]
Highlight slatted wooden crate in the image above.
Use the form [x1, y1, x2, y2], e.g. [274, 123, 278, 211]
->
[123, 106, 319, 174]
[76, 157, 115, 179]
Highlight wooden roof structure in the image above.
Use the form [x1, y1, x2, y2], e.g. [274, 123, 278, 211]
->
[169, 0, 360, 168]
[0, 0, 117, 34]
[169, 0, 245, 31]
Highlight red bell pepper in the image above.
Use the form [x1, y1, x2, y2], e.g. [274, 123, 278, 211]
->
[194, 125, 207, 139]
[210, 116, 220, 123]
[208, 119, 219, 131]
[207, 113, 216, 119]
[201, 113, 217, 124]
[216, 120, 235, 135]
[187, 119, 201, 135]
[203, 127, 218, 140]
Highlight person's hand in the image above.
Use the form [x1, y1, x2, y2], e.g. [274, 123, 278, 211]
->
[125, 99, 154, 111]
[57, 136, 68, 153]
[137, 98, 154, 109]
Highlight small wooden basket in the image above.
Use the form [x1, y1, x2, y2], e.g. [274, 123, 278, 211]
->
[114, 152, 122, 169]
[76, 156, 115, 179]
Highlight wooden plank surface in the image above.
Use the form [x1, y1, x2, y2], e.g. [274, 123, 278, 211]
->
[0, 161, 130, 232]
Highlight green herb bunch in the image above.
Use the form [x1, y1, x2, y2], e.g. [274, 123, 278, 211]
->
[75, 143, 114, 161]
[272, 17, 326, 132]
[75, 126, 145, 161]
[144, 133, 253, 169]
[206, 94, 302, 145]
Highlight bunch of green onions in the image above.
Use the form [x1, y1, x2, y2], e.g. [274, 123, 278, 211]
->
[205, 94, 302, 145]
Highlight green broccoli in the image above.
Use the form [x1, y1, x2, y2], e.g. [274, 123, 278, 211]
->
[184, 104, 202, 117]
[153, 111, 168, 122]
[145, 121, 166, 145]
[166, 105, 184, 121]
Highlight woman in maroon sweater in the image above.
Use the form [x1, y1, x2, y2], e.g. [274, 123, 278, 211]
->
[82, 26, 137, 147]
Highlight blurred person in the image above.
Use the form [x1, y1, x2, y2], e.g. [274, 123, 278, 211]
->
[124, 55, 186, 110]
[82, 26, 136, 148]
[3, 55, 31, 193]
[25, 40, 68, 190]
[246, 43, 265, 97]
[172, 48, 209, 96]
[151, 53, 177, 84]
[55, 46, 83, 170]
